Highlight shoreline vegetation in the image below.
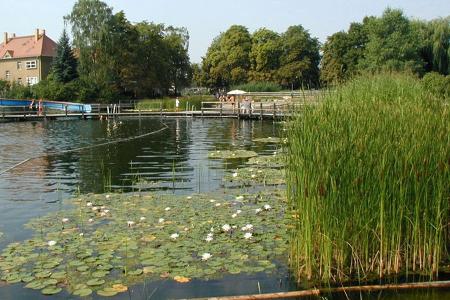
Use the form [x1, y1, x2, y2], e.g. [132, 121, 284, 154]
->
[286, 73, 450, 282]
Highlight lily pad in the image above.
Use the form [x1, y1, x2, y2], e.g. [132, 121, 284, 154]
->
[41, 286, 62, 295]
[97, 288, 118, 297]
[208, 150, 258, 159]
[73, 288, 92, 297]
[86, 278, 105, 286]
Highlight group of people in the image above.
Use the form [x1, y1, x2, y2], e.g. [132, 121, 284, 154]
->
[216, 94, 253, 114]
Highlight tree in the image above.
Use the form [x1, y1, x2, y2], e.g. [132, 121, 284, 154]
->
[277, 25, 321, 88]
[320, 21, 369, 84]
[201, 25, 252, 88]
[360, 8, 424, 74]
[52, 29, 78, 83]
[249, 28, 281, 82]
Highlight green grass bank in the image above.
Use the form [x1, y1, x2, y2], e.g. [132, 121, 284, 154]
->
[135, 95, 214, 111]
[286, 73, 450, 282]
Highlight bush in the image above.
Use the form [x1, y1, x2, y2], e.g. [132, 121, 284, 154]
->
[231, 81, 282, 92]
[286, 73, 450, 281]
[422, 72, 450, 98]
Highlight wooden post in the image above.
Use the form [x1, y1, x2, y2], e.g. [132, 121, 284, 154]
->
[65, 105, 68, 116]
[160, 102, 162, 117]
[237, 102, 240, 119]
[23, 106, 26, 117]
[220, 102, 222, 117]
[260, 102, 263, 120]
[273, 102, 276, 119]
[201, 102, 204, 117]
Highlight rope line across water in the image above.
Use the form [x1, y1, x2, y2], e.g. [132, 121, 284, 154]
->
[0, 121, 169, 176]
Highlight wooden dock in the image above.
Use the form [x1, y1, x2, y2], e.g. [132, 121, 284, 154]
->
[0, 100, 310, 122]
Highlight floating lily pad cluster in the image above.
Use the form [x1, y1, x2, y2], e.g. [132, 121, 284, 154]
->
[225, 167, 285, 186]
[247, 153, 285, 168]
[253, 137, 284, 144]
[208, 150, 258, 159]
[0, 190, 289, 296]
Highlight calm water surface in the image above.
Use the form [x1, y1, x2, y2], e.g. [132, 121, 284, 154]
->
[0, 117, 449, 299]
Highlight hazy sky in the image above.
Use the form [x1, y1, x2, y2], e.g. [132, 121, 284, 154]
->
[1, 0, 448, 62]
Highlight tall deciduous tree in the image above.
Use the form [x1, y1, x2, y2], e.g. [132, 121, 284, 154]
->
[249, 28, 281, 82]
[360, 8, 424, 74]
[277, 25, 320, 88]
[52, 29, 78, 83]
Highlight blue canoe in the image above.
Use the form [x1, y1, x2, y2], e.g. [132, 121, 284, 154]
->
[0, 98, 92, 113]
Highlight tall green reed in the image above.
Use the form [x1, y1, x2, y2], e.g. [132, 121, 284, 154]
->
[286, 73, 450, 282]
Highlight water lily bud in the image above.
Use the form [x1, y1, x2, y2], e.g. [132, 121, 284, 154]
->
[231, 213, 237, 218]
[232, 172, 238, 178]
[86, 202, 93, 207]
[105, 195, 110, 199]
[48, 240, 57, 247]
[62, 218, 69, 223]
[140, 217, 146, 221]
[170, 233, 179, 240]
[158, 218, 165, 223]
[165, 207, 171, 211]
[201, 253, 212, 261]
[88, 218, 94, 223]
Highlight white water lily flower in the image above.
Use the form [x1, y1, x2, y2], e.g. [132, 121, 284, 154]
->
[105, 194, 110, 199]
[210, 227, 215, 232]
[232, 225, 237, 229]
[79, 233, 84, 237]
[235, 196, 244, 201]
[205, 236, 213, 242]
[263, 204, 272, 211]
[48, 240, 57, 247]
[99, 212, 107, 217]
[232, 172, 238, 178]
[231, 213, 237, 218]
[100, 206, 106, 210]
[249, 168, 254, 172]
[222, 224, 231, 232]
[255, 208, 262, 214]
[236, 210, 242, 214]
[127, 221, 135, 227]
[103, 209, 110, 214]
[86, 202, 93, 207]
[241, 224, 253, 231]
[140, 217, 146, 221]
[215, 203, 221, 207]
[257, 170, 263, 173]
[273, 151, 277, 155]
[62, 218, 69, 223]
[88, 218, 94, 223]
[209, 199, 216, 203]
[207, 233, 213, 238]
[158, 218, 165, 223]
[251, 174, 256, 178]
[244, 232, 253, 239]
[186, 196, 192, 200]
[165, 207, 171, 211]
[170, 233, 179, 240]
[201, 253, 212, 261]
[91, 206, 98, 211]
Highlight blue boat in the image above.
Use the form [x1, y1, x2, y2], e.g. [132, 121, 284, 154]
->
[0, 98, 92, 113]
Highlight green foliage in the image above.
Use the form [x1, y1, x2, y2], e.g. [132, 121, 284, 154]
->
[52, 29, 78, 83]
[136, 95, 213, 111]
[64, 0, 192, 102]
[286, 73, 450, 281]
[422, 72, 450, 98]
[277, 25, 320, 88]
[231, 82, 282, 92]
[202, 25, 252, 87]
[361, 9, 423, 74]
[202, 25, 320, 89]
[33, 75, 79, 101]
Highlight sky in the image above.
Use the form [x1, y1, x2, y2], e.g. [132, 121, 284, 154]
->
[1, 0, 449, 63]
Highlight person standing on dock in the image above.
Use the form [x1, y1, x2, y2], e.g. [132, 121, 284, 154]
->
[38, 99, 43, 116]
[175, 97, 180, 112]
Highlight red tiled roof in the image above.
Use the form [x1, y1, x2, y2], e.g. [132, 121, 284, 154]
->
[0, 34, 57, 59]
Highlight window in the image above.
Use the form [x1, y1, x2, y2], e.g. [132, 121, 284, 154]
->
[25, 60, 37, 69]
[26, 77, 38, 86]
[17, 61, 22, 69]
[5, 71, 10, 79]
[17, 78, 22, 84]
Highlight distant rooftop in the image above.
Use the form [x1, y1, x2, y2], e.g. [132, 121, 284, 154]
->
[0, 29, 57, 59]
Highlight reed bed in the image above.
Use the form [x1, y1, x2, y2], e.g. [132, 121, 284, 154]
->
[286, 73, 450, 282]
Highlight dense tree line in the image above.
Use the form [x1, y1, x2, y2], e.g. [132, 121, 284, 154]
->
[34, 0, 191, 103]
[197, 25, 320, 89]
[320, 9, 450, 85]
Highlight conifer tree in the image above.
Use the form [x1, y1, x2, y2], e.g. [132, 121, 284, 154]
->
[52, 29, 78, 83]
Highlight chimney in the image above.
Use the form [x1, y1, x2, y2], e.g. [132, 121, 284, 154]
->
[41, 29, 45, 36]
[3, 32, 8, 45]
[12, 33, 16, 38]
[35, 28, 39, 41]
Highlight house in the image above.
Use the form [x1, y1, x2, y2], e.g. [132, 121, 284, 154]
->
[0, 29, 57, 86]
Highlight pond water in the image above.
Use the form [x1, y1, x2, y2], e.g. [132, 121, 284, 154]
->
[0, 117, 297, 299]
[0, 117, 449, 300]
